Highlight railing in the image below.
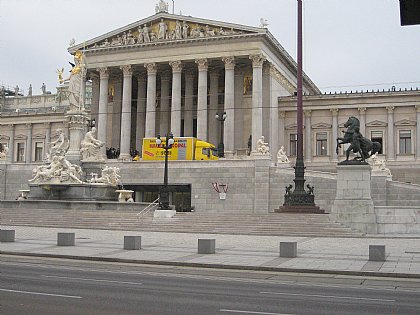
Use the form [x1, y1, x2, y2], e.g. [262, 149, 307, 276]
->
[137, 197, 159, 218]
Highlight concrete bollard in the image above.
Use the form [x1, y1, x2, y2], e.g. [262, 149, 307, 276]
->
[280, 242, 297, 258]
[0, 229, 15, 242]
[369, 245, 386, 261]
[57, 232, 75, 246]
[124, 236, 142, 250]
[198, 239, 216, 254]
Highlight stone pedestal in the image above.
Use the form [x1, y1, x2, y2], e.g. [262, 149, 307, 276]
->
[65, 111, 89, 164]
[331, 164, 377, 234]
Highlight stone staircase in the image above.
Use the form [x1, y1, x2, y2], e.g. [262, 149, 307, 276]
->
[0, 207, 363, 237]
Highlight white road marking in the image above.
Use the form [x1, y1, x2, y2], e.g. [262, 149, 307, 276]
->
[41, 275, 142, 285]
[0, 288, 82, 299]
[260, 291, 395, 302]
[220, 310, 293, 315]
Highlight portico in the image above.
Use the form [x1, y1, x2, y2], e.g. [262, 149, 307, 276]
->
[70, 11, 319, 158]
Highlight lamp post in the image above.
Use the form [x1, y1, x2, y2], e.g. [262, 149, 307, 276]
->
[215, 112, 226, 157]
[278, 0, 322, 213]
[156, 132, 174, 210]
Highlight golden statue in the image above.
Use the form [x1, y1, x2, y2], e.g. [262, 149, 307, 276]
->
[58, 50, 85, 111]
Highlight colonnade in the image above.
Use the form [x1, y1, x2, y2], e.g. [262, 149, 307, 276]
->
[91, 54, 274, 159]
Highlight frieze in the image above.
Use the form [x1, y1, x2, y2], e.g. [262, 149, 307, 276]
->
[87, 18, 247, 51]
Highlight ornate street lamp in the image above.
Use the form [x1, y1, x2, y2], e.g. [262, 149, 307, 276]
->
[156, 132, 174, 210]
[215, 112, 226, 157]
[279, 0, 322, 213]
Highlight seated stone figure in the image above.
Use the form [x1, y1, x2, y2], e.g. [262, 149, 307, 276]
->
[80, 127, 104, 161]
[256, 136, 270, 154]
[49, 128, 68, 159]
[277, 146, 290, 164]
[0, 144, 8, 160]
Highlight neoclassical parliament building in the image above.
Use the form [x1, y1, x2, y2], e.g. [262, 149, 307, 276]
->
[1, 3, 420, 205]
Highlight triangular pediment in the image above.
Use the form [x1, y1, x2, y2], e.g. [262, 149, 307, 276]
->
[311, 122, 332, 129]
[395, 119, 416, 126]
[33, 133, 46, 140]
[0, 135, 10, 141]
[285, 123, 307, 130]
[15, 134, 27, 140]
[69, 12, 264, 52]
[366, 120, 387, 127]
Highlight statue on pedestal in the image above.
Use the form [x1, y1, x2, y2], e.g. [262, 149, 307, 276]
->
[277, 146, 290, 164]
[48, 128, 68, 160]
[336, 116, 381, 163]
[256, 136, 270, 154]
[58, 50, 85, 112]
[80, 127, 104, 161]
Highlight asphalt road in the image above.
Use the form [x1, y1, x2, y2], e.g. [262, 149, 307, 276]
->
[1, 256, 420, 315]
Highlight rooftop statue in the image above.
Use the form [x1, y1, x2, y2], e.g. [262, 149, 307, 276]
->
[336, 116, 381, 163]
[155, 0, 169, 13]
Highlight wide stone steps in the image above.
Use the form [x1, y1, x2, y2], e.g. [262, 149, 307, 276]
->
[0, 208, 363, 237]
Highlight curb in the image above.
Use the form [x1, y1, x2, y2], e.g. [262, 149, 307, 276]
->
[2, 251, 420, 279]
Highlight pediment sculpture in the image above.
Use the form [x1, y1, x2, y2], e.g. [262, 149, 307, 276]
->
[91, 19, 245, 49]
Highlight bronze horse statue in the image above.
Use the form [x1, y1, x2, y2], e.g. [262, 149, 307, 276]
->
[336, 116, 381, 162]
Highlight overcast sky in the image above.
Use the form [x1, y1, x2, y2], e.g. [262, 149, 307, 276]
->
[0, 0, 419, 94]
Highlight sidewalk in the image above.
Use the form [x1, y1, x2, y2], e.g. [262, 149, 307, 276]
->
[2, 225, 420, 278]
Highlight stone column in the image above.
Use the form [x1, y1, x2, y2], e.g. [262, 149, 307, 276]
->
[234, 69, 244, 148]
[184, 70, 195, 137]
[80, 72, 87, 110]
[208, 69, 219, 146]
[358, 107, 366, 136]
[196, 58, 208, 141]
[136, 75, 147, 151]
[304, 109, 312, 162]
[250, 54, 265, 151]
[111, 77, 123, 148]
[279, 111, 286, 148]
[223, 57, 235, 156]
[386, 106, 395, 161]
[269, 65, 279, 158]
[8, 124, 14, 163]
[159, 71, 171, 136]
[170, 61, 183, 137]
[26, 123, 32, 163]
[65, 111, 89, 164]
[97, 67, 109, 158]
[416, 106, 420, 160]
[45, 122, 51, 157]
[331, 108, 339, 161]
[119, 65, 133, 160]
[145, 63, 157, 138]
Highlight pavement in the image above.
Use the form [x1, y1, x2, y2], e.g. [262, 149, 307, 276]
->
[1, 225, 420, 278]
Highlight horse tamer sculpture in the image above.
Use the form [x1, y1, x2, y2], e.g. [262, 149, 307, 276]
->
[336, 116, 381, 163]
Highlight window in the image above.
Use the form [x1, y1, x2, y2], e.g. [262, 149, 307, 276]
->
[371, 131, 383, 154]
[34, 142, 44, 162]
[289, 133, 297, 156]
[316, 132, 328, 156]
[17, 142, 25, 162]
[399, 130, 412, 154]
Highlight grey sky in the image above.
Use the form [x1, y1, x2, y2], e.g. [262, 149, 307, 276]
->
[0, 0, 419, 94]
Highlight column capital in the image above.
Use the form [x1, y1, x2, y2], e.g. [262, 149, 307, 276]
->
[330, 108, 339, 116]
[169, 60, 183, 73]
[195, 58, 208, 71]
[386, 106, 395, 113]
[97, 67, 109, 79]
[222, 56, 235, 70]
[26, 123, 32, 128]
[145, 63, 157, 75]
[357, 107, 366, 113]
[43, 122, 51, 127]
[120, 65, 132, 76]
[249, 54, 266, 68]
[304, 109, 311, 117]
[416, 105, 420, 113]
[280, 111, 286, 118]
